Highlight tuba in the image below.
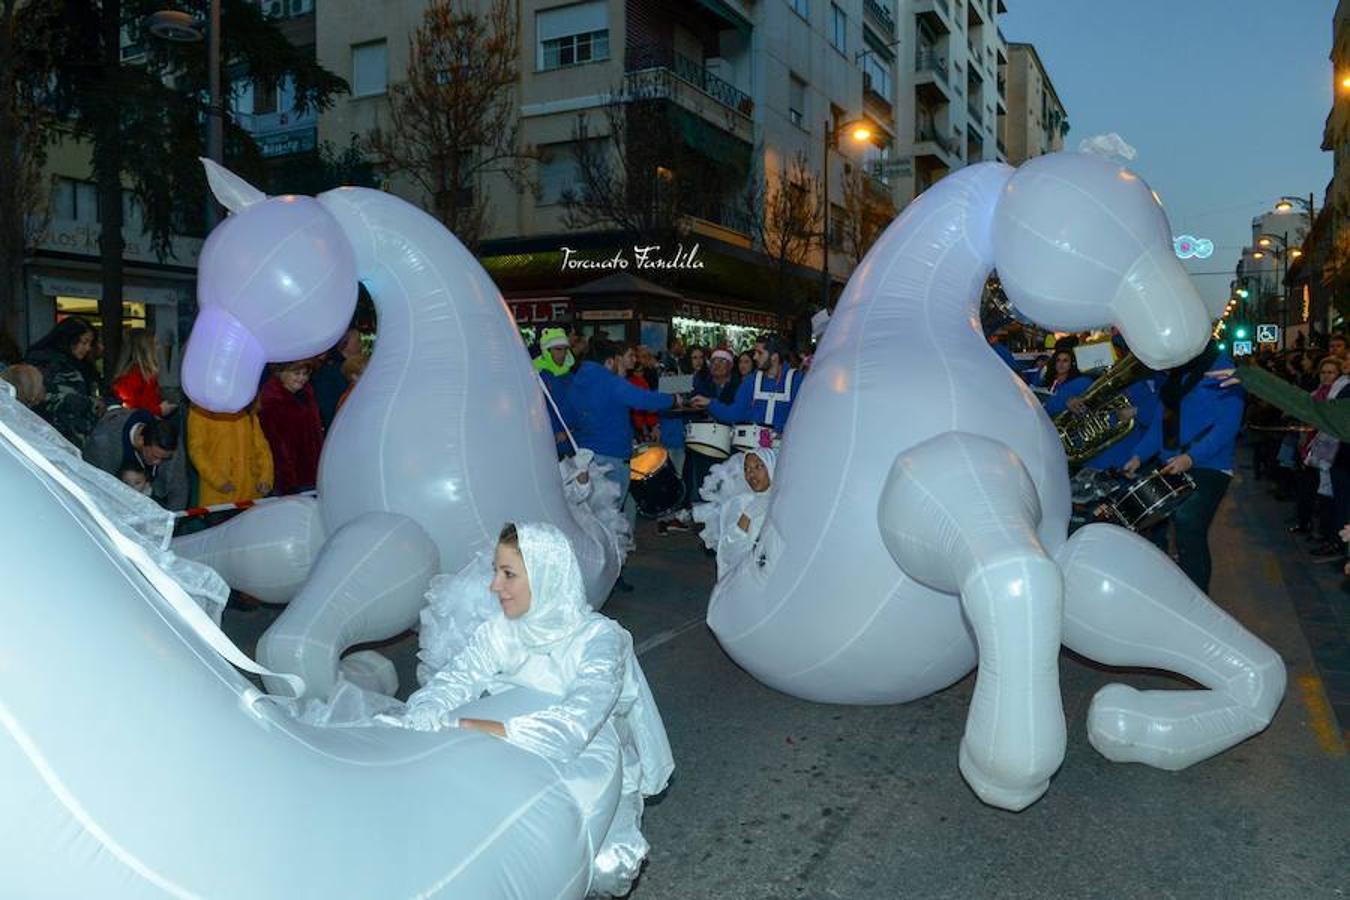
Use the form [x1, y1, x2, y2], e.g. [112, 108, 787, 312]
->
[1054, 352, 1151, 466]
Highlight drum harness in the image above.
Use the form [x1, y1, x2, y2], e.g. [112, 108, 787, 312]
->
[752, 368, 796, 429]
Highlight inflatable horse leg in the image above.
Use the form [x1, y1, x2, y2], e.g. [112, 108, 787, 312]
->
[1055, 524, 1286, 770]
[171, 496, 325, 605]
[257, 512, 438, 699]
[879, 432, 1066, 811]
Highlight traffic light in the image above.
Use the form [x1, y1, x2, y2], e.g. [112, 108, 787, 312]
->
[1235, 327, 1248, 340]
[1236, 288, 1249, 298]
[1217, 342, 1227, 351]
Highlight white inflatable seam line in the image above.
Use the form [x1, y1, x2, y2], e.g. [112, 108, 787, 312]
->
[250, 216, 337, 331]
[0, 419, 306, 699]
[416, 781, 568, 897]
[722, 191, 955, 646]
[0, 697, 202, 899]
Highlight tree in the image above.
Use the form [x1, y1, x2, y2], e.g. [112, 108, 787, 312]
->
[0, 0, 60, 348]
[33, 0, 346, 377]
[737, 150, 821, 315]
[365, 0, 531, 252]
[839, 163, 896, 268]
[267, 138, 380, 197]
[559, 91, 742, 257]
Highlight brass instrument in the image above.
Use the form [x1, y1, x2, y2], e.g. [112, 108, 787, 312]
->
[1054, 352, 1150, 466]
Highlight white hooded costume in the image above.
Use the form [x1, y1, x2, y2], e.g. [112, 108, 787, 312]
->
[691, 448, 776, 580]
[403, 522, 674, 897]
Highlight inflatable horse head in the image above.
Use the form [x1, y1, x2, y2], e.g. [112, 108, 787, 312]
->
[182, 160, 358, 413]
[993, 152, 1211, 370]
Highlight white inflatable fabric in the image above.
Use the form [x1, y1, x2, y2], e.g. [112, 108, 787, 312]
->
[707, 152, 1284, 810]
[403, 523, 674, 896]
[0, 413, 601, 898]
[691, 449, 776, 579]
[0, 383, 229, 623]
[174, 163, 624, 700]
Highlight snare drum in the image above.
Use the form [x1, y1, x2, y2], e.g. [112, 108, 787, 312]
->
[1106, 470, 1196, 532]
[629, 443, 685, 518]
[732, 424, 779, 452]
[685, 422, 733, 460]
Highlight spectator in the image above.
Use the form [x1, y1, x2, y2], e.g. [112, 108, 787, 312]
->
[0, 363, 47, 408]
[187, 401, 274, 506]
[736, 350, 755, 381]
[118, 464, 152, 496]
[26, 317, 101, 448]
[111, 331, 176, 416]
[626, 345, 660, 443]
[1329, 333, 1347, 360]
[533, 328, 574, 376]
[337, 353, 369, 412]
[311, 328, 364, 431]
[258, 360, 324, 495]
[83, 407, 186, 509]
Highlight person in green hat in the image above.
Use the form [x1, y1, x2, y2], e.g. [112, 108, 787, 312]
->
[534, 327, 575, 376]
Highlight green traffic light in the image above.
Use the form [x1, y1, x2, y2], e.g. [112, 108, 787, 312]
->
[1235, 327, 1248, 339]
[1218, 342, 1227, 351]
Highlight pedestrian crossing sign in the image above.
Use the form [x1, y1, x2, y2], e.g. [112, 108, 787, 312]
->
[1255, 324, 1279, 344]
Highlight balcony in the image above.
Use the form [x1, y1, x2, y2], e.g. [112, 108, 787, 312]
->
[915, 47, 952, 106]
[915, 122, 959, 166]
[624, 52, 754, 145]
[864, 0, 897, 37]
[863, 81, 894, 123]
[968, 0, 986, 26]
[237, 106, 319, 159]
[914, 0, 952, 35]
[967, 98, 982, 126]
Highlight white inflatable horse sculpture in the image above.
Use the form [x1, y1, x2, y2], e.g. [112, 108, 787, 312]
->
[172, 162, 625, 700]
[709, 153, 1286, 811]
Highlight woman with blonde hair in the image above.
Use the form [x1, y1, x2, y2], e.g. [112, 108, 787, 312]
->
[112, 331, 176, 416]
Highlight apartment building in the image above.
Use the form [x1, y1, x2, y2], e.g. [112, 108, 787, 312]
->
[317, 0, 912, 343]
[892, 0, 1008, 203]
[1004, 41, 1066, 165]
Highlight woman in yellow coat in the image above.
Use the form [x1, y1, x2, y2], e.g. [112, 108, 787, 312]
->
[187, 402, 275, 506]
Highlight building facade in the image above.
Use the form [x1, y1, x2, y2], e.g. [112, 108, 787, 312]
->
[1004, 41, 1066, 165]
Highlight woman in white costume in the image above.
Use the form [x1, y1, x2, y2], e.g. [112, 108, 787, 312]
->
[400, 521, 673, 897]
[692, 448, 777, 579]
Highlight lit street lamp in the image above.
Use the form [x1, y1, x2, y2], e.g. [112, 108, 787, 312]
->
[1255, 232, 1294, 348]
[820, 117, 878, 311]
[147, 4, 222, 231]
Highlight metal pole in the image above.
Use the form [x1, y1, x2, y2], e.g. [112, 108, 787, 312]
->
[1281, 231, 1289, 349]
[205, 0, 222, 232]
[821, 118, 831, 312]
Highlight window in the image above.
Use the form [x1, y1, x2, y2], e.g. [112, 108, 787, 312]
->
[830, 4, 846, 53]
[253, 78, 278, 115]
[788, 0, 809, 18]
[537, 140, 601, 206]
[52, 178, 99, 223]
[537, 2, 610, 71]
[351, 40, 388, 97]
[789, 75, 806, 129]
[829, 203, 845, 250]
[861, 52, 891, 102]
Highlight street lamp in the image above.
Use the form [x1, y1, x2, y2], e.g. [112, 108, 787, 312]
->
[147, 4, 223, 231]
[821, 116, 878, 310]
[1256, 232, 1293, 348]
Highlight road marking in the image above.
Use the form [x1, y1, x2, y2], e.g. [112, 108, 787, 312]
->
[1296, 674, 1347, 758]
[635, 616, 706, 656]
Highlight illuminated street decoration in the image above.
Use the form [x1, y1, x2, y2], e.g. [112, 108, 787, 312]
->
[1174, 235, 1214, 259]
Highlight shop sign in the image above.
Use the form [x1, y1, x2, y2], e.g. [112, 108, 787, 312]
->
[35, 218, 202, 267]
[675, 300, 778, 330]
[579, 309, 634, 321]
[508, 299, 572, 324]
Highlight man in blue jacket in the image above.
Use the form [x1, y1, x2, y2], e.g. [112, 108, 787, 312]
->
[693, 333, 800, 437]
[568, 340, 680, 513]
[1123, 341, 1243, 592]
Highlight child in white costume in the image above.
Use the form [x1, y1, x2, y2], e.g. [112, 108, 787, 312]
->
[400, 522, 673, 897]
[692, 448, 776, 579]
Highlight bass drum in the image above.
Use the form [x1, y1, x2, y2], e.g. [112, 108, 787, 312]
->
[629, 444, 685, 518]
[1107, 469, 1196, 532]
[685, 422, 733, 460]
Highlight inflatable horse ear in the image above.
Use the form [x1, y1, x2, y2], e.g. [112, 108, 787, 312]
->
[201, 157, 267, 214]
[182, 161, 358, 413]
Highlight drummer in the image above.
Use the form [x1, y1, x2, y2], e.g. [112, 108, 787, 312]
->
[568, 340, 684, 530]
[659, 348, 742, 534]
[1122, 339, 1243, 592]
[691, 334, 801, 443]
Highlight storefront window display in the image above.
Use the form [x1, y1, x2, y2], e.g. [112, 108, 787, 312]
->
[672, 316, 760, 352]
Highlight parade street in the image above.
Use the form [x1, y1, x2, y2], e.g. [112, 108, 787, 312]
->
[222, 451, 1350, 900]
